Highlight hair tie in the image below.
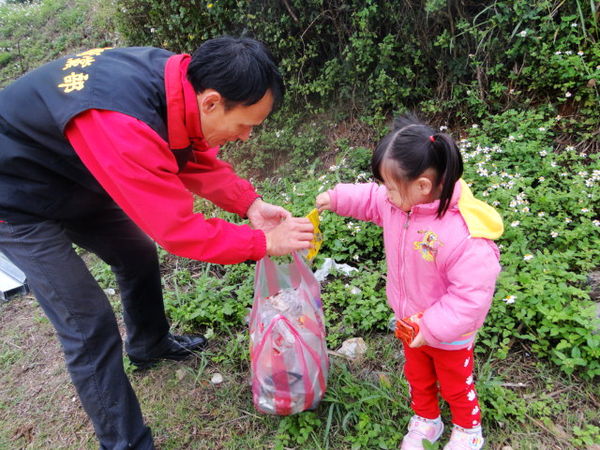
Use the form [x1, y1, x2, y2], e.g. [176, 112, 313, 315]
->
[429, 135, 435, 143]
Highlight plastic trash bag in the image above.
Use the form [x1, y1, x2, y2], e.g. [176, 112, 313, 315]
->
[249, 252, 329, 415]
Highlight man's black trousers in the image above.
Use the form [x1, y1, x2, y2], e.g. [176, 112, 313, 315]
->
[0, 203, 171, 449]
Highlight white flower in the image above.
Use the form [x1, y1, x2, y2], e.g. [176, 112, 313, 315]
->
[538, 212, 545, 217]
[539, 150, 548, 156]
[440, 125, 448, 131]
[538, 127, 546, 132]
[538, 176, 545, 182]
[328, 165, 339, 171]
[503, 295, 516, 304]
[511, 221, 520, 227]
[565, 92, 572, 98]
[518, 30, 528, 37]
[523, 254, 534, 261]
[555, 51, 562, 55]
[577, 51, 584, 56]
[581, 208, 589, 213]
[472, 124, 479, 129]
[593, 220, 600, 227]
[580, 152, 587, 158]
[565, 217, 572, 223]
[551, 231, 559, 238]
[508, 135, 515, 141]
[566, 146, 575, 151]
[571, 23, 577, 27]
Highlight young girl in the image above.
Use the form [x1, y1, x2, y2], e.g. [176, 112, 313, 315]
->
[316, 115, 503, 450]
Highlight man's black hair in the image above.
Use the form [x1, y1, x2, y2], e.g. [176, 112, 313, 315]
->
[187, 36, 284, 111]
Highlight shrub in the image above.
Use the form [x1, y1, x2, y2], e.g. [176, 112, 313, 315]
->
[114, 0, 599, 137]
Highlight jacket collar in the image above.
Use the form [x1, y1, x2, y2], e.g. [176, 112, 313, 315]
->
[164, 54, 209, 151]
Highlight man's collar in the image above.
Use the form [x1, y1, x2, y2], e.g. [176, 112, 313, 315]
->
[164, 54, 208, 151]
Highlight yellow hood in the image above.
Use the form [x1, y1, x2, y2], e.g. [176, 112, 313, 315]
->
[457, 179, 504, 240]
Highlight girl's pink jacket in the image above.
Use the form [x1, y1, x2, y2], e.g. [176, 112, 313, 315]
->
[327, 180, 503, 350]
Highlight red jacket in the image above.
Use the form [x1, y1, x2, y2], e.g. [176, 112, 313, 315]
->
[65, 54, 267, 264]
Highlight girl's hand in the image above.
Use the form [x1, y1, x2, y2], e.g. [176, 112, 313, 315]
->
[316, 192, 331, 212]
[408, 315, 429, 348]
[409, 331, 428, 348]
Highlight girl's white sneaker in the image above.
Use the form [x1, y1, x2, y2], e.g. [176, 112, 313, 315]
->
[400, 415, 444, 449]
[443, 425, 484, 450]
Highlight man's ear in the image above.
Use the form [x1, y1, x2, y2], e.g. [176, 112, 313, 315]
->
[197, 89, 223, 114]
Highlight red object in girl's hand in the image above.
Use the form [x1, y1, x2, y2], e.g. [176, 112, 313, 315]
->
[395, 312, 423, 345]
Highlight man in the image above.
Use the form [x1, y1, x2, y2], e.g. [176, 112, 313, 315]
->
[0, 36, 313, 449]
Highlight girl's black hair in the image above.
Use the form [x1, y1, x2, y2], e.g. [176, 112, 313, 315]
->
[372, 113, 464, 218]
[187, 36, 284, 111]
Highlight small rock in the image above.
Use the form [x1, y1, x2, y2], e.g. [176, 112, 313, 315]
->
[210, 373, 224, 385]
[336, 337, 367, 360]
[587, 271, 600, 301]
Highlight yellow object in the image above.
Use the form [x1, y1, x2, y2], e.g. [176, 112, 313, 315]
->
[457, 179, 504, 240]
[305, 208, 323, 260]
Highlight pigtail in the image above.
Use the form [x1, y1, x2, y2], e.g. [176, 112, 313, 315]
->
[431, 133, 463, 218]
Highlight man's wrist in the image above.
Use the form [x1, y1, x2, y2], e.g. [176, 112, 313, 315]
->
[246, 196, 263, 217]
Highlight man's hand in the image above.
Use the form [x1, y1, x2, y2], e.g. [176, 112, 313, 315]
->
[247, 198, 291, 231]
[315, 192, 331, 212]
[265, 217, 314, 256]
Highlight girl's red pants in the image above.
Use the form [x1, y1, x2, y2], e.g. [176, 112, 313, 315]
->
[403, 343, 482, 428]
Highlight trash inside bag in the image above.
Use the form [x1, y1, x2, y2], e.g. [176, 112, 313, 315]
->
[249, 253, 329, 415]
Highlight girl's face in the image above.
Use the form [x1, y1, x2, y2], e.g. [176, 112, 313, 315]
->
[380, 161, 437, 212]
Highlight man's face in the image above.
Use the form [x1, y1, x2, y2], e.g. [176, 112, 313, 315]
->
[198, 89, 274, 147]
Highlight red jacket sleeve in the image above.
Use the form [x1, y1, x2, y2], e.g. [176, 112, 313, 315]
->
[178, 147, 259, 217]
[65, 109, 267, 264]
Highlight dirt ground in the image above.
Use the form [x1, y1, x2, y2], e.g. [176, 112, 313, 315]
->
[0, 294, 96, 448]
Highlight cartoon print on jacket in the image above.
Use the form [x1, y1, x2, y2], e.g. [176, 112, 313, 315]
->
[414, 230, 443, 262]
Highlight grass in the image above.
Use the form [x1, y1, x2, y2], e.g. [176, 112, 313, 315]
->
[1, 295, 599, 448]
[0, 0, 118, 87]
[0, 0, 598, 448]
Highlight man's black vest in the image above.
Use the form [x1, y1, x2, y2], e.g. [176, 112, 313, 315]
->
[0, 47, 174, 221]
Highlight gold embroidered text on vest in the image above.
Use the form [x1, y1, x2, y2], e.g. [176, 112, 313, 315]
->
[77, 47, 113, 57]
[58, 72, 89, 93]
[63, 55, 95, 70]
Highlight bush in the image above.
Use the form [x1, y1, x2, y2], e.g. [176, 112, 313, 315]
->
[114, 0, 599, 136]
